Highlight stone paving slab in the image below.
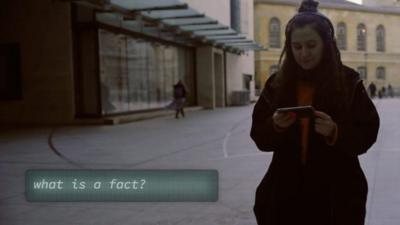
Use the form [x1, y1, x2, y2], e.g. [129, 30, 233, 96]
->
[0, 99, 400, 225]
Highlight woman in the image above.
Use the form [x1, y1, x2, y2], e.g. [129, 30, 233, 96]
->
[173, 80, 187, 119]
[250, 1, 380, 225]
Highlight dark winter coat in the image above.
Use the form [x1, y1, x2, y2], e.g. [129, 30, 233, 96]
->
[173, 83, 187, 99]
[250, 66, 380, 225]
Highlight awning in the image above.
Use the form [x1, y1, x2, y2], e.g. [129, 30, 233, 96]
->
[68, 0, 266, 54]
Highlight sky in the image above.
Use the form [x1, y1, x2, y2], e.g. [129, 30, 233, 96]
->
[347, 0, 362, 4]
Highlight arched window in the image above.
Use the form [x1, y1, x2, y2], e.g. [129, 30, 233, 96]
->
[337, 22, 347, 50]
[357, 23, 367, 51]
[269, 18, 281, 48]
[376, 25, 385, 52]
[357, 66, 367, 80]
[269, 65, 279, 75]
[376, 66, 386, 80]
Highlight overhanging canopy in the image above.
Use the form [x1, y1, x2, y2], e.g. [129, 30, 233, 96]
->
[69, 0, 266, 54]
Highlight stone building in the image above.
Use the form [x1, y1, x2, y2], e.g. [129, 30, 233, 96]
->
[254, 0, 400, 94]
[0, 0, 261, 125]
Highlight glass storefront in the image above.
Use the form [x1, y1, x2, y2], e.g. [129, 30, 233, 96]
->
[98, 29, 195, 115]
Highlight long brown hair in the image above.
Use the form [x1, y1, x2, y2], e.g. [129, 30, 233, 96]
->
[272, 0, 348, 106]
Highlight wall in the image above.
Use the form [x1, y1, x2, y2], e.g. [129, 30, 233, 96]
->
[0, 0, 75, 124]
[323, 8, 400, 88]
[254, 2, 400, 90]
[226, 0, 256, 103]
[184, 0, 257, 105]
[363, 0, 400, 7]
[254, 4, 295, 87]
[196, 47, 215, 109]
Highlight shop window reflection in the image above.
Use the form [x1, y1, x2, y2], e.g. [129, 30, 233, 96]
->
[98, 29, 194, 114]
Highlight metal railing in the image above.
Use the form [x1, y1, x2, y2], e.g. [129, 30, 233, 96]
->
[231, 91, 250, 106]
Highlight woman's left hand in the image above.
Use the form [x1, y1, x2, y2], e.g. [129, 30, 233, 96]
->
[314, 110, 337, 138]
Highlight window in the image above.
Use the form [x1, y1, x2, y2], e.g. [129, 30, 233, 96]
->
[98, 30, 194, 114]
[357, 23, 367, 51]
[0, 43, 22, 100]
[376, 67, 386, 80]
[269, 65, 279, 75]
[269, 18, 281, 48]
[357, 66, 367, 80]
[376, 25, 385, 52]
[337, 22, 347, 50]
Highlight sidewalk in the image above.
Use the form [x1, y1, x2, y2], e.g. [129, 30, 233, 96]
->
[0, 98, 399, 225]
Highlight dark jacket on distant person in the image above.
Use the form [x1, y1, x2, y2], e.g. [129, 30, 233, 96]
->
[173, 82, 187, 99]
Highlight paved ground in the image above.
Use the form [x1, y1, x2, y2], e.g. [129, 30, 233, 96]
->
[0, 98, 399, 225]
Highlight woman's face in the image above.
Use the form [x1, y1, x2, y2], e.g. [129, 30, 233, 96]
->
[290, 25, 324, 70]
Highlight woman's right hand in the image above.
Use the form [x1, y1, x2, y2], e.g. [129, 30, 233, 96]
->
[272, 111, 296, 131]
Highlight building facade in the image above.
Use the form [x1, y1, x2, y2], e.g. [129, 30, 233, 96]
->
[363, 0, 400, 7]
[0, 0, 259, 125]
[254, 0, 400, 94]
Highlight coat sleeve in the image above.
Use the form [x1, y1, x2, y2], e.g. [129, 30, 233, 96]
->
[250, 79, 291, 152]
[333, 81, 380, 156]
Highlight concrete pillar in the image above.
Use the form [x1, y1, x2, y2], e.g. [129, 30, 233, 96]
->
[74, 5, 101, 116]
[196, 46, 215, 109]
[231, 0, 241, 32]
[214, 52, 225, 107]
[195, 46, 226, 109]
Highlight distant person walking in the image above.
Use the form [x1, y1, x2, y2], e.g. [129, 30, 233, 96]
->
[381, 86, 387, 98]
[173, 80, 187, 119]
[368, 82, 377, 98]
[388, 84, 394, 97]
